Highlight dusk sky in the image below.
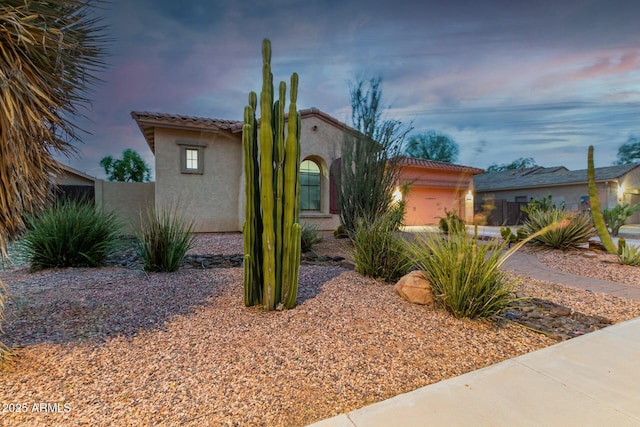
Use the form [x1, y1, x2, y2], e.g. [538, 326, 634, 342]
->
[59, 0, 640, 179]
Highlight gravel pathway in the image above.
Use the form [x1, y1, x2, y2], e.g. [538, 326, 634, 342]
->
[0, 234, 639, 426]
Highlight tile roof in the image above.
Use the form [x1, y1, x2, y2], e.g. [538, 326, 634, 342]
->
[399, 156, 484, 174]
[474, 164, 640, 192]
[131, 111, 243, 153]
[131, 108, 360, 153]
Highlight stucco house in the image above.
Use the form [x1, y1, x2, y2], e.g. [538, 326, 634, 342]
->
[473, 164, 640, 225]
[398, 157, 483, 225]
[130, 108, 481, 232]
[53, 162, 96, 202]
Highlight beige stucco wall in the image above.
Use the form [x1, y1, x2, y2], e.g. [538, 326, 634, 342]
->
[237, 115, 344, 231]
[154, 128, 243, 232]
[95, 180, 155, 234]
[298, 116, 342, 231]
[620, 167, 640, 223]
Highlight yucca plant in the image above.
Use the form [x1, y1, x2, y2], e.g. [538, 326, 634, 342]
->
[19, 200, 123, 271]
[350, 215, 411, 282]
[0, 0, 108, 366]
[521, 209, 595, 249]
[135, 207, 196, 272]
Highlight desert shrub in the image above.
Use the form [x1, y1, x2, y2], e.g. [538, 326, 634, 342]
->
[333, 225, 348, 239]
[618, 239, 640, 266]
[500, 226, 528, 244]
[135, 207, 195, 272]
[521, 209, 595, 249]
[405, 228, 516, 319]
[603, 203, 640, 236]
[350, 215, 411, 282]
[521, 194, 563, 215]
[19, 200, 123, 270]
[300, 222, 322, 253]
[438, 209, 465, 235]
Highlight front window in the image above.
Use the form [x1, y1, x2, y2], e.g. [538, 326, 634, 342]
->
[300, 160, 320, 211]
[177, 141, 205, 174]
[185, 148, 199, 170]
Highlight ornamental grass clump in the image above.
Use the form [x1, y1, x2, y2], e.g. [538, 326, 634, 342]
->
[406, 222, 572, 319]
[19, 200, 123, 271]
[406, 228, 515, 319]
[350, 215, 411, 283]
[136, 207, 195, 272]
[521, 209, 594, 249]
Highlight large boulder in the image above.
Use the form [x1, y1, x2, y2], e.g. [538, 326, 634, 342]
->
[395, 271, 435, 306]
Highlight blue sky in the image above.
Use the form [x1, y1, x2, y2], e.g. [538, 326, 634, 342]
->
[60, 0, 640, 178]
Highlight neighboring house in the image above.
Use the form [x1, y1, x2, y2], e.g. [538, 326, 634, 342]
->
[131, 108, 482, 232]
[474, 164, 640, 225]
[53, 162, 96, 202]
[398, 157, 483, 225]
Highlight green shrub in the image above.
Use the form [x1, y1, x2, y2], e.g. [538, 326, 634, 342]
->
[135, 207, 195, 272]
[500, 226, 528, 244]
[521, 194, 563, 215]
[350, 215, 411, 282]
[438, 209, 465, 235]
[19, 200, 123, 270]
[618, 239, 640, 266]
[333, 225, 348, 239]
[521, 209, 595, 249]
[405, 228, 516, 319]
[300, 222, 322, 253]
[603, 203, 640, 236]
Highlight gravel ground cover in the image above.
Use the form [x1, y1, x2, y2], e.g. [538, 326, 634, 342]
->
[1, 233, 639, 426]
[530, 245, 640, 286]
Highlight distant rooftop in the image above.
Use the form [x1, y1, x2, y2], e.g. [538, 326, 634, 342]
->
[474, 164, 640, 192]
[399, 157, 484, 174]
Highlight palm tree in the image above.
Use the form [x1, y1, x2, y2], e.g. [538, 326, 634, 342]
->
[0, 0, 108, 365]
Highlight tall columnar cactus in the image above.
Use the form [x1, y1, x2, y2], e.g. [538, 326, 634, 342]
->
[243, 39, 301, 310]
[588, 145, 618, 254]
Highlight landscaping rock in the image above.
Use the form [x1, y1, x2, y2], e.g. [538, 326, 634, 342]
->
[394, 271, 435, 306]
[502, 297, 612, 341]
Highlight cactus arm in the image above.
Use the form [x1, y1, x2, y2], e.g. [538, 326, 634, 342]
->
[281, 72, 301, 304]
[283, 223, 301, 308]
[274, 82, 286, 303]
[588, 145, 618, 254]
[259, 39, 277, 311]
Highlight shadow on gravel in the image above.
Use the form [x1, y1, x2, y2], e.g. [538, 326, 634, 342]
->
[2, 263, 350, 348]
[1, 267, 231, 347]
[296, 265, 349, 305]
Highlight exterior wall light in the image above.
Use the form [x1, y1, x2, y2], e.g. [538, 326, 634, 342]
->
[392, 187, 403, 203]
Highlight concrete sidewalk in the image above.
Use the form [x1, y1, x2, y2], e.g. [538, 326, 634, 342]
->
[503, 251, 640, 300]
[308, 317, 640, 427]
[308, 226, 640, 427]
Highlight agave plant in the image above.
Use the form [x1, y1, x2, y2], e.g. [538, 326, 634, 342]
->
[521, 209, 595, 249]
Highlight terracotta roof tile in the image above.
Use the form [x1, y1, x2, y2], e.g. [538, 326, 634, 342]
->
[399, 156, 484, 174]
